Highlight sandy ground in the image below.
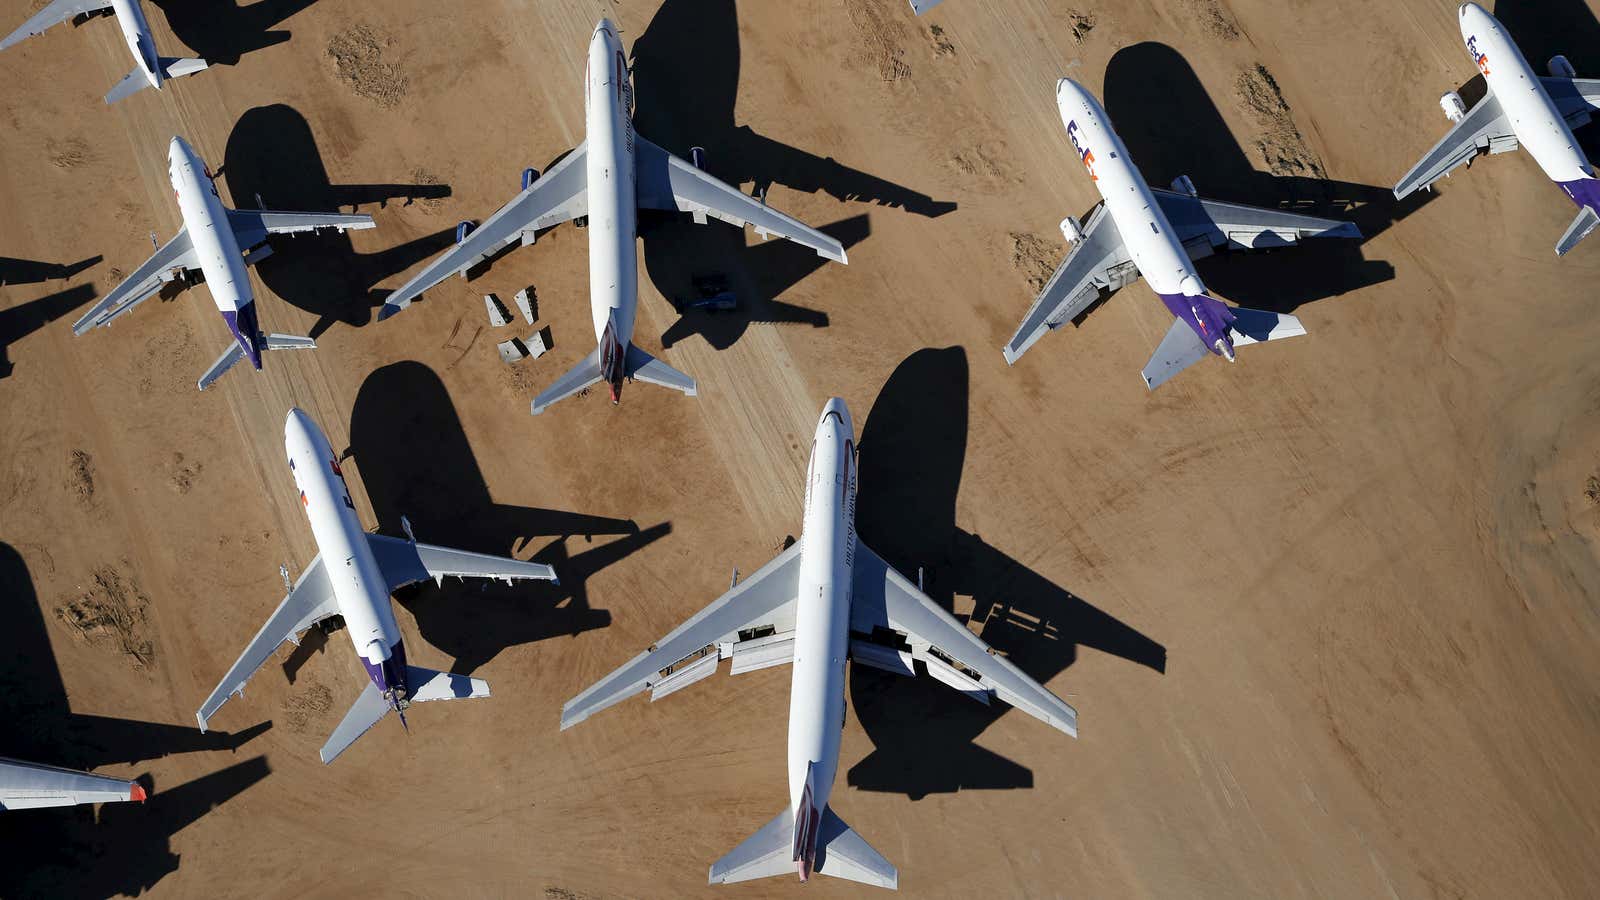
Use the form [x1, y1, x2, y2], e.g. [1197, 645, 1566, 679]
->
[1, 0, 1598, 896]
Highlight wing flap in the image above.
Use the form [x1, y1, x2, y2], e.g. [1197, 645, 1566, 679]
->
[1002, 202, 1134, 364]
[635, 136, 847, 263]
[0, 0, 111, 50]
[72, 229, 199, 334]
[226, 208, 375, 249]
[850, 541, 1078, 737]
[561, 541, 804, 729]
[379, 142, 588, 316]
[1153, 189, 1361, 256]
[364, 533, 557, 592]
[1393, 92, 1511, 199]
[196, 555, 338, 731]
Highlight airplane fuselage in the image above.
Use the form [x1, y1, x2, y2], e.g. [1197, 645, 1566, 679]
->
[111, 0, 161, 92]
[1457, 3, 1600, 211]
[585, 19, 638, 401]
[1055, 78, 1237, 359]
[167, 136, 263, 369]
[284, 409, 412, 710]
[786, 397, 857, 881]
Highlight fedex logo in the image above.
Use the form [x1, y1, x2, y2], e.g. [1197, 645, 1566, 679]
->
[1466, 35, 1490, 75]
[1066, 121, 1098, 181]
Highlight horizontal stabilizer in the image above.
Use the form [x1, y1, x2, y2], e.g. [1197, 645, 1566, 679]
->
[320, 681, 390, 765]
[1556, 205, 1600, 256]
[104, 67, 151, 104]
[709, 808, 794, 884]
[160, 56, 208, 79]
[1228, 307, 1306, 347]
[1141, 319, 1208, 391]
[263, 333, 316, 352]
[624, 344, 697, 397]
[198, 343, 246, 391]
[406, 665, 489, 703]
[530, 349, 603, 415]
[814, 807, 898, 889]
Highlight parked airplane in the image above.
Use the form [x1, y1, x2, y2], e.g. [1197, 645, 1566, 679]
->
[562, 398, 1078, 889]
[1394, 2, 1600, 255]
[197, 408, 559, 764]
[71, 136, 374, 390]
[909, 0, 945, 13]
[1005, 78, 1361, 389]
[376, 19, 846, 415]
[0, 0, 208, 103]
[0, 757, 145, 810]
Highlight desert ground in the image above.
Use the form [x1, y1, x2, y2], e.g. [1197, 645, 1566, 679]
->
[1, 0, 1598, 896]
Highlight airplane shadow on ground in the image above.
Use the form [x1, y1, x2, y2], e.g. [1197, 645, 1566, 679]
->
[1101, 43, 1426, 316]
[0, 542, 270, 898]
[347, 362, 669, 675]
[223, 104, 455, 339]
[846, 349, 1166, 799]
[0, 283, 96, 381]
[628, 0, 954, 351]
[152, 0, 320, 66]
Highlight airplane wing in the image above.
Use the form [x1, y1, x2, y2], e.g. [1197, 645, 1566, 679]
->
[363, 533, 558, 591]
[635, 136, 848, 263]
[560, 541, 804, 729]
[71, 229, 199, 334]
[1002, 202, 1134, 365]
[1392, 92, 1512, 199]
[378, 142, 589, 317]
[849, 541, 1078, 737]
[196, 555, 339, 731]
[0, 757, 144, 810]
[225, 208, 376, 249]
[1151, 188, 1361, 256]
[0, 0, 111, 51]
[1541, 77, 1600, 126]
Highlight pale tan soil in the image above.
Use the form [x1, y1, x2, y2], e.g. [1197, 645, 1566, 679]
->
[0, 0, 1598, 897]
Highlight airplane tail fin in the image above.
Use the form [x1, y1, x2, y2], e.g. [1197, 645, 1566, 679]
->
[160, 56, 209, 79]
[318, 667, 487, 765]
[198, 343, 247, 391]
[104, 67, 152, 104]
[623, 344, 697, 397]
[708, 806, 897, 889]
[1557, 206, 1600, 256]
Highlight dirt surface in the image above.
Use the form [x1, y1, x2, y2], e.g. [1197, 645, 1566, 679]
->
[1, 0, 1598, 896]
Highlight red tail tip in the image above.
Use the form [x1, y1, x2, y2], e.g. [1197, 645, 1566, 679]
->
[129, 784, 148, 803]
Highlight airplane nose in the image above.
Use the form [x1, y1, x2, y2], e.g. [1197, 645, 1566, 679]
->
[594, 18, 615, 38]
[167, 136, 184, 162]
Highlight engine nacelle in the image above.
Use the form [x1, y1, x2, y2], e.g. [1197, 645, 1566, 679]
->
[1550, 55, 1577, 79]
[1170, 174, 1197, 198]
[1440, 91, 1467, 123]
[1059, 215, 1083, 245]
[455, 220, 475, 244]
[690, 146, 707, 170]
[521, 167, 540, 191]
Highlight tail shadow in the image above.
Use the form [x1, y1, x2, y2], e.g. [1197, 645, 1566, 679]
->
[1102, 42, 1422, 315]
[348, 361, 667, 674]
[847, 348, 1165, 799]
[223, 104, 455, 338]
[0, 255, 99, 286]
[0, 284, 97, 380]
[152, 0, 321, 65]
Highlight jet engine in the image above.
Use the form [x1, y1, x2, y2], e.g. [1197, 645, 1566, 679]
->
[1170, 174, 1197, 198]
[1550, 55, 1577, 79]
[455, 220, 475, 243]
[690, 146, 707, 170]
[1440, 91, 1467, 123]
[522, 167, 540, 191]
[1059, 215, 1083, 244]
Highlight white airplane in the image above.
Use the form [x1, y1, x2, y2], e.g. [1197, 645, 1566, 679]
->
[197, 408, 560, 764]
[71, 136, 375, 390]
[376, 19, 847, 415]
[1395, 3, 1600, 256]
[562, 398, 1078, 890]
[1005, 78, 1361, 390]
[0, 0, 208, 104]
[0, 757, 145, 810]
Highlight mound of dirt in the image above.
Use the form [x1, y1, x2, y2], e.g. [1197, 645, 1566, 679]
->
[328, 24, 408, 108]
[55, 566, 155, 668]
[68, 449, 94, 506]
[1235, 63, 1326, 178]
[1009, 232, 1057, 293]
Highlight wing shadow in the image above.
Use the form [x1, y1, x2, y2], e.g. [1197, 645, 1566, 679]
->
[846, 348, 1165, 799]
[1102, 43, 1422, 315]
[0, 284, 97, 380]
[0, 542, 271, 896]
[0, 255, 99, 287]
[348, 361, 666, 674]
[223, 104, 455, 338]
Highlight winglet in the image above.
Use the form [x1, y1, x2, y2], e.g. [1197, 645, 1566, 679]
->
[129, 783, 148, 803]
